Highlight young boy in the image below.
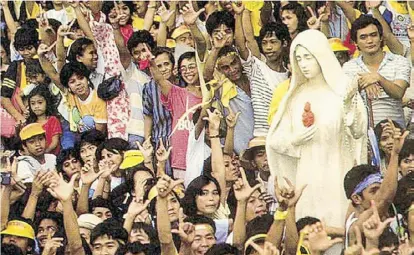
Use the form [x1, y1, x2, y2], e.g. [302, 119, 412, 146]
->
[17, 123, 57, 183]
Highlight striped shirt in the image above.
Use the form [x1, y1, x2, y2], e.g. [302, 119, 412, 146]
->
[240, 50, 288, 137]
[343, 52, 410, 127]
[142, 79, 173, 147]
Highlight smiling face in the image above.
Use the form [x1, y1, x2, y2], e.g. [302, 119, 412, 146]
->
[17, 45, 37, 61]
[76, 44, 98, 71]
[356, 24, 382, 55]
[29, 94, 47, 117]
[67, 73, 90, 99]
[36, 219, 58, 248]
[176, 32, 195, 48]
[196, 182, 220, 215]
[179, 57, 199, 86]
[191, 224, 216, 255]
[295, 45, 322, 79]
[101, 149, 123, 171]
[154, 52, 174, 80]
[118, 2, 131, 26]
[217, 53, 243, 82]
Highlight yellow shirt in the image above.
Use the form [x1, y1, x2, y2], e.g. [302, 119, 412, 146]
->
[67, 89, 107, 131]
[268, 78, 290, 125]
[132, 14, 145, 30]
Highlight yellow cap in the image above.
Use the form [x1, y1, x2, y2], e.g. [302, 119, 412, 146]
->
[166, 39, 176, 48]
[244, 1, 264, 11]
[328, 38, 350, 52]
[171, 25, 191, 40]
[1, 220, 35, 240]
[19, 123, 45, 141]
[119, 150, 144, 170]
[154, 15, 161, 23]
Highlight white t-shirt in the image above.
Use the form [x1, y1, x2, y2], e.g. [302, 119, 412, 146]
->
[17, 154, 57, 183]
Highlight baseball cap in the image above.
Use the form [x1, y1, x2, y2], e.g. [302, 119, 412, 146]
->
[1, 220, 35, 240]
[19, 123, 45, 141]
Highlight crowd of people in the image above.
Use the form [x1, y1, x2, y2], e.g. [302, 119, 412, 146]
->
[0, 0, 414, 254]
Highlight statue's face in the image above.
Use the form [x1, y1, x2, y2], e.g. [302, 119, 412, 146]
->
[294, 45, 322, 79]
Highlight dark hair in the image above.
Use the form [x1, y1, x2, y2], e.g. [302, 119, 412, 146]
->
[26, 85, 58, 123]
[374, 119, 402, 157]
[25, 58, 46, 77]
[47, 19, 62, 34]
[35, 212, 64, 234]
[153, 47, 175, 67]
[131, 222, 159, 245]
[95, 138, 129, 162]
[90, 196, 112, 211]
[184, 215, 216, 234]
[115, 242, 159, 255]
[60, 62, 92, 89]
[56, 149, 81, 179]
[13, 27, 39, 50]
[1, 243, 24, 255]
[67, 37, 95, 63]
[127, 30, 155, 54]
[76, 130, 106, 163]
[399, 139, 414, 165]
[217, 45, 238, 60]
[344, 164, 380, 199]
[182, 175, 221, 217]
[177, 51, 197, 86]
[206, 11, 235, 36]
[378, 227, 398, 249]
[102, 1, 134, 25]
[244, 214, 273, 254]
[258, 22, 291, 54]
[90, 219, 128, 246]
[296, 216, 321, 232]
[280, 3, 309, 33]
[206, 244, 240, 255]
[351, 15, 383, 43]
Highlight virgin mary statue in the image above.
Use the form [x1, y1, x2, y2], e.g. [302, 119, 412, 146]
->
[266, 30, 368, 227]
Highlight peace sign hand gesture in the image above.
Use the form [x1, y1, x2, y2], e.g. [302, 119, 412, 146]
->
[307, 6, 327, 30]
[156, 138, 172, 163]
[233, 167, 261, 202]
[362, 200, 394, 242]
[274, 176, 307, 210]
[387, 118, 409, 154]
[171, 208, 195, 244]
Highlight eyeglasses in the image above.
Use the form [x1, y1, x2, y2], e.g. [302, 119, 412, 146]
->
[180, 63, 197, 73]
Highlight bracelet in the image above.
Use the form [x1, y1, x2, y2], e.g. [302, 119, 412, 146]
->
[209, 134, 220, 139]
[274, 210, 288, 221]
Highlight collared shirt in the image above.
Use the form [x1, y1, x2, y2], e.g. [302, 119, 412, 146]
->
[123, 62, 151, 136]
[343, 51, 411, 127]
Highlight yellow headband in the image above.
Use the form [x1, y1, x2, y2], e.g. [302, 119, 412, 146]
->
[216, 52, 237, 67]
[194, 224, 215, 234]
[244, 233, 267, 252]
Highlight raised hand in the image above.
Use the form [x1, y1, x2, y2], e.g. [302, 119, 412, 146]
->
[212, 31, 232, 49]
[180, 0, 205, 26]
[388, 118, 409, 154]
[307, 6, 325, 30]
[362, 200, 394, 242]
[248, 240, 280, 255]
[202, 108, 222, 134]
[37, 42, 57, 57]
[127, 197, 150, 217]
[156, 175, 184, 198]
[137, 136, 154, 161]
[274, 176, 307, 210]
[157, 2, 174, 24]
[306, 222, 343, 254]
[171, 208, 195, 244]
[317, 3, 330, 23]
[31, 170, 53, 196]
[41, 235, 64, 255]
[143, 43, 155, 61]
[156, 138, 172, 163]
[233, 167, 261, 201]
[344, 226, 380, 255]
[98, 160, 116, 180]
[80, 162, 105, 185]
[46, 171, 78, 202]
[365, 1, 381, 10]
[57, 19, 76, 37]
[225, 107, 241, 129]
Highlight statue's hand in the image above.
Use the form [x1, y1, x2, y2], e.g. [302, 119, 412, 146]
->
[292, 125, 317, 146]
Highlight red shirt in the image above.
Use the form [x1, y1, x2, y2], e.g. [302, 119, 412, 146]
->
[41, 116, 62, 155]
